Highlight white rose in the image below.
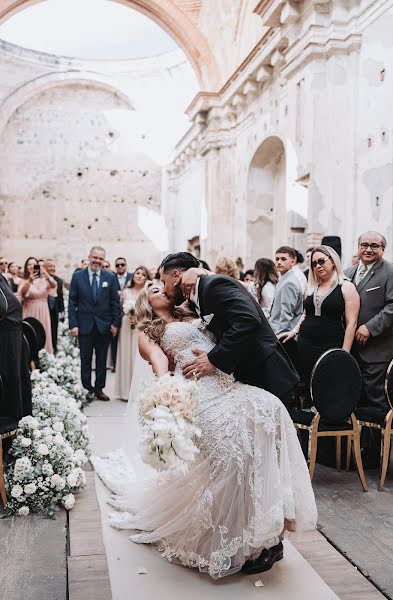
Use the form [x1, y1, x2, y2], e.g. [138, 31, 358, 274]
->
[62, 494, 75, 510]
[42, 463, 54, 476]
[66, 473, 78, 488]
[37, 444, 49, 456]
[53, 434, 64, 446]
[44, 435, 53, 445]
[33, 430, 42, 439]
[19, 416, 39, 430]
[18, 506, 30, 516]
[11, 485, 23, 498]
[53, 422, 64, 432]
[51, 474, 65, 490]
[20, 437, 32, 448]
[63, 446, 74, 457]
[24, 483, 37, 495]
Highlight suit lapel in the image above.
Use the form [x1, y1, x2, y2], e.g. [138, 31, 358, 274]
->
[356, 261, 383, 293]
[83, 268, 94, 301]
[346, 266, 357, 284]
[197, 275, 207, 317]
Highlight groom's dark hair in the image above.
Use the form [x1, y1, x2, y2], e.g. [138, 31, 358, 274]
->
[160, 252, 199, 273]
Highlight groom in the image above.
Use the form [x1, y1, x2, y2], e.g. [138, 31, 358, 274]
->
[159, 252, 298, 404]
[159, 252, 298, 575]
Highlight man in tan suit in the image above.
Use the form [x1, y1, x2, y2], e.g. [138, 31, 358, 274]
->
[346, 231, 393, 417]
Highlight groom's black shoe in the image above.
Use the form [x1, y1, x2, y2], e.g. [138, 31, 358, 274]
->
[241, 542, 283, 575]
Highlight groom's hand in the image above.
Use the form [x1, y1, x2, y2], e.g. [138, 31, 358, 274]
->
[176, 267, 205, 300]
[183, 349, 215, 379]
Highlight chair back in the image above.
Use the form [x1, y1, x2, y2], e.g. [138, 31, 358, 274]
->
[310, 348, 362, 423]
[24, 317, 46, 351]
[22, 321, 39, 366]
[385, 359, 393, 410]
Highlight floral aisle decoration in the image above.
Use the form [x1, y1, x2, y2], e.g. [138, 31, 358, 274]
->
[5, 320, 91, 517]
[138, 374, 201, 472]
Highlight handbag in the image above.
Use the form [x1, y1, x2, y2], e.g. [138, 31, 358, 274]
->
[0, 284, 8, 321]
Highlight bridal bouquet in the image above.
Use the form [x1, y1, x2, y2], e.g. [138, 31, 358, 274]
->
[138, 374, 201, 472]
[122, 298, 136, 329]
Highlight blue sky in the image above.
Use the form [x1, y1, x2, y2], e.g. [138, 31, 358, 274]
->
[0, 0, 178, 59]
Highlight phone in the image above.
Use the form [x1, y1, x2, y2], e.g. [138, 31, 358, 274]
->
[33, 264, 40, 277]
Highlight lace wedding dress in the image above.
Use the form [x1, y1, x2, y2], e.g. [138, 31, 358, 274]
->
[92, 321, 317, 579]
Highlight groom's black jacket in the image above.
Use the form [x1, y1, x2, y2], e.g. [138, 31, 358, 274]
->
[197, 275, 299, 401]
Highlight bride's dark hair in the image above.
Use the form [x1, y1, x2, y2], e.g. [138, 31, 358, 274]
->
[135, 281, 196, 343]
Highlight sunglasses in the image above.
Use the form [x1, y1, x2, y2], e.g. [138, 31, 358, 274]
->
[0, 261, 6, 265]
[115, 263, 126, 267]
[311, 257, 331, 269]
[359, 243, 382, 251]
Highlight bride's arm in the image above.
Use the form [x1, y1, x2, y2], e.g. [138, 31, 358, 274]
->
[138, 332, 169, 377]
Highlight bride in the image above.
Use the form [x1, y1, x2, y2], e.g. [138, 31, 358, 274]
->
[94, 282, 317, 580]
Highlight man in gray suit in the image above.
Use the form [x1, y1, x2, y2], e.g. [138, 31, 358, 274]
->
[346, 231, 393, 416]
[270, 246, 303, 368]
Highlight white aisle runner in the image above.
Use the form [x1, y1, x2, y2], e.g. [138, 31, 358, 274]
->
[86, 384, 338, 600]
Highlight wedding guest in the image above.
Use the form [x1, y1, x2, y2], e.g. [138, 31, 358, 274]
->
[215, 257, 240, 280]
[293, 250, 307, 295]
[235, 256, 245, 281]
[17, 266, 24, 278]
[18, 257, 57, 354]
[198, 259, 211, 271]
[352, 254, 360, 266]
[110, 258, 133, 371]
[282, 245, 359, 404]
[103, 260, 111, 271]
[7, 262, 22, 293]
[115, 266, 152, 401]
[249, 258, 278, 318]
[303, 247, 314, 280]
[243, 269, 255, 284]
[44, 258, 64, 353]
[0, 257, 8, 277]
[270, 246, 303, 368]
[0, 274, 32, 420]
[68, 246, 121, 401]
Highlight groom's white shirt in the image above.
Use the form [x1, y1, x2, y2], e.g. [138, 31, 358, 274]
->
[190, 277, 214, 325]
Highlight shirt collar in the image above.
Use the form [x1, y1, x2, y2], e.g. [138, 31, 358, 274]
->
[358, 261, 376, 272]
[88, 267, 101, 278]
[190, 277, 201, 313]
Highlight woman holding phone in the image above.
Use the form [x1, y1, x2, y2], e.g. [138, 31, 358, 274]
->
[17, 256, 56, 353]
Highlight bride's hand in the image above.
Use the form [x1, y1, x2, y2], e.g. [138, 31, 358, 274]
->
[175, 267, 205, 300]
[183, 349, 215, 379]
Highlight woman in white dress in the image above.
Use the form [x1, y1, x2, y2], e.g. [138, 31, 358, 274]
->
[114, 266, 151, 400]
[102, 283, 317, 579]
[249, 258, 278, 318]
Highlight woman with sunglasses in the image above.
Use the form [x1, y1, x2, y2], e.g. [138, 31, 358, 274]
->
[281, 245, 360, 404]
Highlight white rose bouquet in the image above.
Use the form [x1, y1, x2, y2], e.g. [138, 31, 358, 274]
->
[138, 374, 201, 472]
[122, 298, 136, 329]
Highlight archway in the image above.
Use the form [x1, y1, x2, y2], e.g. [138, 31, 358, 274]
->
[246, 136, 286, 265]
[0, 0, 220, 90]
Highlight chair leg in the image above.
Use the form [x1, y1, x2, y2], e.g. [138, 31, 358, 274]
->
[336, 437, 342, 471]
[308, 429, 318, 481]
[352, 424, 368, 492]
[346, 437, 352, 471]
[379, 428, 391, 491]
[0, 440, 8, 507]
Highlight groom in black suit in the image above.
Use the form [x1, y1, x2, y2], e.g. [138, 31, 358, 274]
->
[69, 246, 121, 401]
[159, 252, 298, 404]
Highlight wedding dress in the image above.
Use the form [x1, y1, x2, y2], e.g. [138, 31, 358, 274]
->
[92, 321, 317, 579]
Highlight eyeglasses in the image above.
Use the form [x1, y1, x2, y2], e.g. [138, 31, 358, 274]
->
[115, 263, 126, 267]
[311, 257, 331, 269]
[359, 243, 382, 251]
[0, 261, 6, 265]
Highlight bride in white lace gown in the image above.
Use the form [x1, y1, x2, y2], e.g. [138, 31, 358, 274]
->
[93, 284, 317, 580]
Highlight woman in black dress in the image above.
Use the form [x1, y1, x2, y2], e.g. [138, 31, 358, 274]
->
[0, 274, 32, 419]
[282, 245, 360, 404]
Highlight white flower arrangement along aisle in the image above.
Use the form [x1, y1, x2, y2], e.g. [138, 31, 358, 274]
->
[5, 319, 91, 517]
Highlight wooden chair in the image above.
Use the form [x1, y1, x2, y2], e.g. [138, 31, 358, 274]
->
[291, 348, 368, 492]
[355, 359, 393, 491]
[0, 375, 18, 508]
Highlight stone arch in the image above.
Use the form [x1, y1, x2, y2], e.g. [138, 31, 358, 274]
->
[0, 0, 220, 90]
[246, 136, 286, 265]
[0, 71, 134, 133]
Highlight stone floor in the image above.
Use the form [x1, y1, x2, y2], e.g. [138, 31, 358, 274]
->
[1, 371, 393, 600]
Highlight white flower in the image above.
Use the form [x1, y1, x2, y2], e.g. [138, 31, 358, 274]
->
[62, 494, 75, 510]
[33, 430, 42, 439]
[66, 473, 78, 488]
[15, 457, 33, 475]
[19, 416, 39, 430]
[53, 434, 64, 446]
[44, 435, 53, 445]
[24, 483, 37, 495]
[11, 485, 23, 498]
[18, 506, 30, 516]
[42, 463, 54, 476]
[51, 474, 65, 490]
[102, 281, 108, 288]
[74, 450, 87, 465]
[37, 444, 50, 456]
[20, 437, 32, 448]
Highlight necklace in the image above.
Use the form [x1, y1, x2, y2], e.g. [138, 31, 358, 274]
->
[313, 277, 338, 317]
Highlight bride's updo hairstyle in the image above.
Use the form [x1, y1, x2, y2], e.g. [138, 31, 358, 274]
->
[136, 281, 196, 344]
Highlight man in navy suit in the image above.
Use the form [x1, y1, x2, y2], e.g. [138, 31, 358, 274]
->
[69, 246, 121, 401]
[110, 257, 133, 371]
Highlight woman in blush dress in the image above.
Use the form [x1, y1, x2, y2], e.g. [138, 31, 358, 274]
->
[17, 257, 56, 354]
[249, 258, 278, 318]
[115, 266, 152, 401]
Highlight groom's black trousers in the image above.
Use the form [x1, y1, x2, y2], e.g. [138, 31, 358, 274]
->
[78, 325, 111, 392]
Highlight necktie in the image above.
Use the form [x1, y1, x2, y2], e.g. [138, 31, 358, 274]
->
[355, 264, 367, 286]
[92, 273, 98, 302]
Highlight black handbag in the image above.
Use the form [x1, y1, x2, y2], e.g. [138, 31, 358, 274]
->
[0, 280, 9, 320]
